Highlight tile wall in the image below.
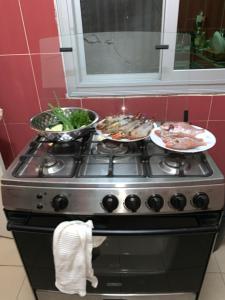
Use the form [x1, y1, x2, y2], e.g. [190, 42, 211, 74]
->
[0, 0, 225, 176]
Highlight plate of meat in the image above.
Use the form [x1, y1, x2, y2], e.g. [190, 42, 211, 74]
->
[150, 122, 216, 153]
[96, 114, 155, 142]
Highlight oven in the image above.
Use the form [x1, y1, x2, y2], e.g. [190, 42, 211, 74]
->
[2, 130, 225, 300]
[5, 210, 221, 300]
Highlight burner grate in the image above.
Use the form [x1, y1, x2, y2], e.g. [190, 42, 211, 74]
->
[77, 153, 146, 177]
[148, 152, 213, 177]
[77, 138, 149, 178]
[12, 133, 213, 179]
[13, 134, 90, 178]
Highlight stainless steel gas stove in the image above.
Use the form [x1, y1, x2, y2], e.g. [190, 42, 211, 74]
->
[2, 131, 224, 215]
[1, 131, 225, 300]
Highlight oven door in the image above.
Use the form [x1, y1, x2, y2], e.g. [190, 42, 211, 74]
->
[6, 212, 220, 300]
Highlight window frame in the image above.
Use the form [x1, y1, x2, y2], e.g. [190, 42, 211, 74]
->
[55, 0, 225, 97]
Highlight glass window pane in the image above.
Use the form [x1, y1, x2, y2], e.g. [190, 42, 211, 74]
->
[80, 0, 163, 74]
[175, 0, 225, 70]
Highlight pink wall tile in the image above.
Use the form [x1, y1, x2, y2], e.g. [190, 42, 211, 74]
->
[188, 96, 211, 121]
[208, 121, 225, 175]
[82, 98, 123, 119]
[59, 99, 82, 108]
[0, 92, 225, 175]
[0, 55, 41, 123]
[20, 0, 59, 53]
[0, 122, 14, 167]
[124, 97, 167, 121]
[209, 95, 225, 120]
[31, 54, 66, 102]
[0, 0, 28, 54]
[41, 98, 82, 111]
[167, 95, 211, 121]
[6, 123, 35, 156]
[167, 96, 188, 121]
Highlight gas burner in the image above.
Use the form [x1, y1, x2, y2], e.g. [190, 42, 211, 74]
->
[94, 140, 129, 155]
[41, 156, 65, 175]
[48, 141, 81, 155]
[159, 154, 191, 175]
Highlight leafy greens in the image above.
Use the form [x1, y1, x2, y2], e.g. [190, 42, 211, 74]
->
[48, 104, 92, 131]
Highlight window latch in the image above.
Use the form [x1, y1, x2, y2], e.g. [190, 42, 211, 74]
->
[60, 47, 73, 52]
[155, 45, 169, 50]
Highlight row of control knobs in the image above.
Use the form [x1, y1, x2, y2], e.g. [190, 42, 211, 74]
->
[49, 192, 209, 212]
[102, 193, 209, 212]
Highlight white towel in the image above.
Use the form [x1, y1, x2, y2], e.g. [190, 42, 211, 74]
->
[53, 220, 106, 297]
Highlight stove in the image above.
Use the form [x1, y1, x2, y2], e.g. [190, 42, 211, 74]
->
[2, 131, 225, 300]
[2, 131, 224, 215]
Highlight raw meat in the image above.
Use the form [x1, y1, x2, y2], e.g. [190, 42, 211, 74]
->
[161, 122, 204, 137]
[96, 114, 154, 140]
[129, 121, 154, 140]
[165, 136, 206, 150]
[156, 122, 206, 150]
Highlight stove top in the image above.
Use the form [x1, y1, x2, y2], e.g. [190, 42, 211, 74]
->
[1, 131, 224, 215]
[13, 132, 213, 179]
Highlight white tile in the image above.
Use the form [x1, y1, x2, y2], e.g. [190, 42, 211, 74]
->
[0, 237, 22, 266]
[0, 266, 25, 300]
[207, 253, 220, 273]
[199, 273, 225, 300]
[17, 276, 35, 300]
[215, 243, 225, 273]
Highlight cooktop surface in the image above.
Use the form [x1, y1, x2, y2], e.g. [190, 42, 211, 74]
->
[13, 132, 213, 179]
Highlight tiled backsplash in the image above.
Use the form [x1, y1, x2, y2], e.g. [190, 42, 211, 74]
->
[0, 1, 225, 176]
[1, 94, 225, 175]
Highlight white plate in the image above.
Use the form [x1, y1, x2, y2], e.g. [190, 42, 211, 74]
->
[150, 126, 216, 153]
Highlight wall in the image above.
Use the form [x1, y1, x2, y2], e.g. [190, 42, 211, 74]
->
[0, 0, 225, 176]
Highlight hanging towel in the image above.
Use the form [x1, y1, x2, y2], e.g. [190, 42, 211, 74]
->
[53, 220, 106, 296]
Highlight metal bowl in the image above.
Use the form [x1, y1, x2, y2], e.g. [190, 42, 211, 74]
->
[30, 107, 99, 142]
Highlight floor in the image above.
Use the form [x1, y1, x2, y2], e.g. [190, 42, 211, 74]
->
[1, 237, 225, 300]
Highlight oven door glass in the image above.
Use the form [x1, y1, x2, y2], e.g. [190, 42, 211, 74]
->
[10, 213, 217, 295]
[91, 233, 213, 294]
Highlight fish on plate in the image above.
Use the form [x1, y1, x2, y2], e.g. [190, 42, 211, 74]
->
[96, 114, 154, 140]
[164, 136, 206, 150]
[155, 122, 206, 150]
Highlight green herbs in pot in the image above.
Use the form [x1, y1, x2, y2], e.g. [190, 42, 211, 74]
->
[47, 104, 91, 131]
[48, 104, 74, 131]
[70, 110, 91, 129]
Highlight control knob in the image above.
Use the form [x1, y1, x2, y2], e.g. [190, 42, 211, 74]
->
[102, 195, 119, 212]
[192, 192, 209, 210]
[147, 194, 164, 212]
[170, 193, 187, 211]
[52, 195, 69, 211]
[125, 195, 141, 212]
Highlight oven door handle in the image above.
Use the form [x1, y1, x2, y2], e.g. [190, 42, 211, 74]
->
[7, 221, 218, 235]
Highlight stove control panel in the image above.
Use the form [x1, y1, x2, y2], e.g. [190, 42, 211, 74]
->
[2, 183, 224, 214]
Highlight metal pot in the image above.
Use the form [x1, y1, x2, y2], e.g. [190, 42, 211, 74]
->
[30, 107, 99, 142]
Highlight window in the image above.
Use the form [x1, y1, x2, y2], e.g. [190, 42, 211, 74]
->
[55, 0, 225, 96]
